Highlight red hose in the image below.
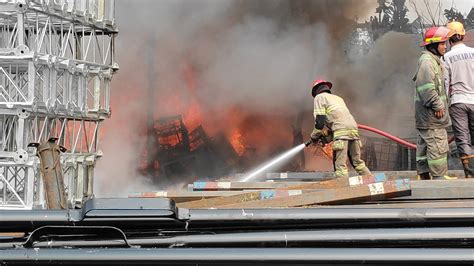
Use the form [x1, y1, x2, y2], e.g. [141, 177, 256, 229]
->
[357, 124, 454, 150]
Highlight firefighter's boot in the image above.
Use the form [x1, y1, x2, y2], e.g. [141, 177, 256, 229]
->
[460, 155, 474, 178]
[432, 175, 456, 180]
[419, 172, 431, 180]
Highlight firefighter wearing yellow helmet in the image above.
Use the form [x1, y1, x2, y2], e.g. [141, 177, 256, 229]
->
[444, 21, 474, 178]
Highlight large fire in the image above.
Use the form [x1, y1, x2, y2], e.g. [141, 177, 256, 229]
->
[132, 60, 334, 179]
[157, 66, 302, 159]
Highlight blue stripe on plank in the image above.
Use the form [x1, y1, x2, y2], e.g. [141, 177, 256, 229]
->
[193, 182, 206, 189]
[374, 173, 386, 182]
[260, 190, 276, 200]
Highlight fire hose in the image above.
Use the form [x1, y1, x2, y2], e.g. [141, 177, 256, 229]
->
[357, 124, 417, 149]
[357, 124, 454, 150]
[305, 124, 454, 150]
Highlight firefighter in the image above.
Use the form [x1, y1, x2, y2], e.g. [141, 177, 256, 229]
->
[414, 26, 454, 180]
[444, 21, 474, 178]
[309, 79, 371, 178]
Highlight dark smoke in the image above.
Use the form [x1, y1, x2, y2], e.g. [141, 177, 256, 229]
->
[95, 0, 421, 196]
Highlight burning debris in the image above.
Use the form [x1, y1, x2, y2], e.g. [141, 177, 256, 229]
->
[140, 111, 335, 183]
[141, 114, 299, 183]
[139, 110, 425, 184]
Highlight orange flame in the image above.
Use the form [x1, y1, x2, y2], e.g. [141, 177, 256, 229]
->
[183, 99, 203, 130]
[321, 144, 333, 159]
[230, 128, 246, 156]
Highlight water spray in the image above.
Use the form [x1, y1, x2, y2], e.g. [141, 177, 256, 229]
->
[239, 138, 319, 182]
[240, 143, 307, 182]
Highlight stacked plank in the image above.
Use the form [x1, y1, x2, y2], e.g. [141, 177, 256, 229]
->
[264, 170, 466, 181]
[130, 173, 413, 208]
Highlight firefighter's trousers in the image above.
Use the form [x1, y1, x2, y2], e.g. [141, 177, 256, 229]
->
[332, 139, 371, 178]
[416, 128, 449, 177]
[449, 103, 474, 156]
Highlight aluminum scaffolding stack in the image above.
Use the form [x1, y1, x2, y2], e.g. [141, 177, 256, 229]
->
[0, 0, 118, 210]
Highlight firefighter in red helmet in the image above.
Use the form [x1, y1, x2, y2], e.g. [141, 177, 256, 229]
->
[309, 80, 371, 178]
[414, 26, 454, 180]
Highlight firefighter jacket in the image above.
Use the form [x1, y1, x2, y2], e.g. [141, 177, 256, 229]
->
[413, 51, 451, 129]
[311, 92, 359, 140]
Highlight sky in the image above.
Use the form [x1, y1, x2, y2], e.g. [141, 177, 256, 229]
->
[359, 0, 473, 23]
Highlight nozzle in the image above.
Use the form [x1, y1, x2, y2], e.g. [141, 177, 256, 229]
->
[304, 139, 313, 147]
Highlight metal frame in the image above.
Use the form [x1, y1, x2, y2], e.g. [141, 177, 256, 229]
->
[0, 0, 117, 210]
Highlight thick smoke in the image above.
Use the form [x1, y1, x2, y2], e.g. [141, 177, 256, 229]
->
[332, 32, 419, 137]
[95, 0, 422, 196]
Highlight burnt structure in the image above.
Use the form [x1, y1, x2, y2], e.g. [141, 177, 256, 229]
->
[143, 115, 240, 183]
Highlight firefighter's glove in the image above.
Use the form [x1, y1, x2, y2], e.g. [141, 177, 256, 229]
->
[321, 126, 330, 137]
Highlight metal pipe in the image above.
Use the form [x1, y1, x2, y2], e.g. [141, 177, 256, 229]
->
[36, 138, 68, 209]
[182, 207, 474, 230]
[0, 210, 77, 232]
[183, 207, 474, 221]
[117, 226, 474, 246]
[7, 227, 473, 249]
[1, 207, 474, 232]
[0, 210, 179, 232]
[0, 248, 472, 263]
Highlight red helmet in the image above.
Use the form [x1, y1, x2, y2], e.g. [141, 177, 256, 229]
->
[311, 79, 332, 97]
[420, 26, 454, 47]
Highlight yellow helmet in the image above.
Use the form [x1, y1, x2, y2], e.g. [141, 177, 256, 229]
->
[447, 21, 465, 36]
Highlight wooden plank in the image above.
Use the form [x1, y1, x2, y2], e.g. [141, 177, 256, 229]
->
[129, 191, 244, 203]
[215, 179, 411, 209]
[192, 173, 387, 191]
[0, 232, 25, 237]
[266, 170, 466, 181]
[311, 199, 474, 208]
[266, 172, 332, 179]
[386, 179, 474, 200]
[131, 179, 474, 205]
[192, 173, 469, 192]
[179, 174, 388, 208]
[191, 181, 308, 191]
[284, 173, 387, 190]
[177, 191, 260, 208]
[411, 179, 474, 188]
[170, 181, 474, 206]
[177, 190, 313, 209]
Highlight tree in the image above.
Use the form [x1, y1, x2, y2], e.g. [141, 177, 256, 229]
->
[371, 0, 411, 41]
[392, 0, 410, 32]
[444, 8, 465, 24]
[376, 0, 389, 23]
